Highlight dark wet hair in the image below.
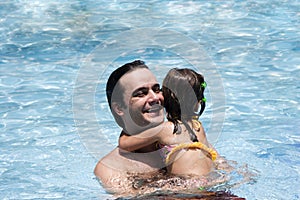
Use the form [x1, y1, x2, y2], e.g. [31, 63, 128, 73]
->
[106, 60, 149, 128]
[162, 68, 206, 142]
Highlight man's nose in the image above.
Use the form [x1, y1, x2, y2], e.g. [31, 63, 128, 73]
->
[148, 90, 160, 104]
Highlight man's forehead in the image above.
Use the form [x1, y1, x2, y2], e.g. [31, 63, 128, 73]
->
[125, 81, 160, 94]
[134, 82, 160, 90]
[120, 68, 158, 90]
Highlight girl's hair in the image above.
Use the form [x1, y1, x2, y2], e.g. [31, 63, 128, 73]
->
[162, 68, 206, 142]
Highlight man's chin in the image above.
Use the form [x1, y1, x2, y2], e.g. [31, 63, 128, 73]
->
[147, 113, 164, 126]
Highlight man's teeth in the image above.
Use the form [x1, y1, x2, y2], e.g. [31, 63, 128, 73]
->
[147, 105, 163, 113]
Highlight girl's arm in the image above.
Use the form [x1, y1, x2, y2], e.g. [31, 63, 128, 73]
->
[118, 124, 165, 152]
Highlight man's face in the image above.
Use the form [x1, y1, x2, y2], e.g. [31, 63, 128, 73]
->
[117, 68, 164, 134]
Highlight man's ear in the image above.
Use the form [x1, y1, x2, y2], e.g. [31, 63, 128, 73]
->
[112, 102, 124, 116]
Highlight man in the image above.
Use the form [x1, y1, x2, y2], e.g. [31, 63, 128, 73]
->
[94, 60, 165, 194]
[94, 60, 245, 200]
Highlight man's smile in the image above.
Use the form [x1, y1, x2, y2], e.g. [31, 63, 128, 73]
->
[143, 104, 163, 113]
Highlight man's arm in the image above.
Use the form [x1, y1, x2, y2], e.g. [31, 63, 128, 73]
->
[94, 148, 128, 194]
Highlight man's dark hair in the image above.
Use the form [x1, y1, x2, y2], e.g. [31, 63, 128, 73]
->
[106, 60, 149, 128]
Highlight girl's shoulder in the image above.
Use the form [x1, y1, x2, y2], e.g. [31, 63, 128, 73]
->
[157, 121, 178, 144]
[161, 121, 175, 134]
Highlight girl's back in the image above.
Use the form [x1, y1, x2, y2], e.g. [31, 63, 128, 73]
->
[158, 120, 216, 177]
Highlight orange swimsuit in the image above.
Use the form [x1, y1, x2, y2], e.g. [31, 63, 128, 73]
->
[158, 142, 217, 164]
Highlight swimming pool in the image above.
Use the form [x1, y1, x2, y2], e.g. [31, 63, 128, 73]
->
[1, 0, 299, 199]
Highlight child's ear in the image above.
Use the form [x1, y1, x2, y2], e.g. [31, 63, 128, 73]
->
[112, 102, 124, 116]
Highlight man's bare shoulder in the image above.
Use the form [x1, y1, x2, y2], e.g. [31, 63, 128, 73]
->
[94, 148, 119, 178]
[94, 148, 132, 173]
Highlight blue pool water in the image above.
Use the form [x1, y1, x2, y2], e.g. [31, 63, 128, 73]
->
[1, 0, 299, 199]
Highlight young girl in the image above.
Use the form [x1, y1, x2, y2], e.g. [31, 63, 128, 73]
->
[119, 68, 218, 177]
